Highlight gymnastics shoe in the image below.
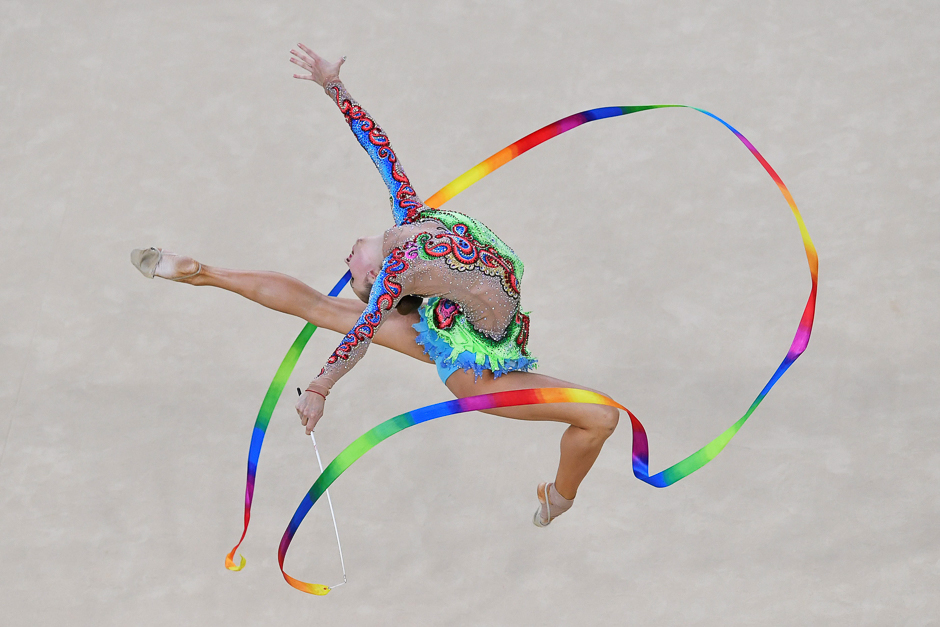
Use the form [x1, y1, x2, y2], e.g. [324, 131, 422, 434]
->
[532, 482, 574, 528]
[130, 247, 202, 281]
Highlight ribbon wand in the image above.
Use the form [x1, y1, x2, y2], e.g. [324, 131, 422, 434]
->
[298, 388, 348, 590]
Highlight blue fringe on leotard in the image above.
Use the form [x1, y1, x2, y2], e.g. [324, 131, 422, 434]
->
[413, 302, 537, 381]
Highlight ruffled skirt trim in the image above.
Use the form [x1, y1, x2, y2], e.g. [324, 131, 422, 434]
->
[413, 300, 537, 379]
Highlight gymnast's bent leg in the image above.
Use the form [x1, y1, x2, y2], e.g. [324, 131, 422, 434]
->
[445, 369, 619, 524]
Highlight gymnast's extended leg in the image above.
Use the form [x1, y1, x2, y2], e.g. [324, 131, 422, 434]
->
[133, 249, 432, 363]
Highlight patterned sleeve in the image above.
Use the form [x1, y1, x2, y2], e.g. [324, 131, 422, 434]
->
[324, 79, 424, 226]
[306, 239, 419, 396]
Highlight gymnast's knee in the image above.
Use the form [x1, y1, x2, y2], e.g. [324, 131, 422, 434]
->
[588, 404, 619, 439]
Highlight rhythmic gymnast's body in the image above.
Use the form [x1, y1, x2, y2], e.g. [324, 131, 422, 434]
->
[131, 44, 619, 527]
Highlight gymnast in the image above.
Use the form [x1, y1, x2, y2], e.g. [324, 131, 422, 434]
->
[131, 44, 619, 527]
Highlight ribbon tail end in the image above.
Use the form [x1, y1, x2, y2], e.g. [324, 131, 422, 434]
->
[225, 552, 247, 571]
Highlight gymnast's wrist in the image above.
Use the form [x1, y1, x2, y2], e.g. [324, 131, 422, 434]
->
[305, 380, 332, 398]
[323, 78, 342, 95]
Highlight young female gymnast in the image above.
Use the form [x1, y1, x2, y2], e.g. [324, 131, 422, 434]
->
[131, 44, 619, 527]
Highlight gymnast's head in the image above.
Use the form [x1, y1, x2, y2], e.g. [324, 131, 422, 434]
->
[346, 234, 422, 315]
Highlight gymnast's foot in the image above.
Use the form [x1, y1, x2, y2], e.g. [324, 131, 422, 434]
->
[130, 248, 202, 282]
[533, 482, 574, 527]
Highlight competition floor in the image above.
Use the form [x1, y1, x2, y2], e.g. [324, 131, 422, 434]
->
[1, 1, 937, 624]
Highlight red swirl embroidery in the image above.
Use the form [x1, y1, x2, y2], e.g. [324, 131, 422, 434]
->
[433, 299, 460, 329]
[515, 312, 531, 356]
[328, 83, 422, 225]
[325, 241, 415, 365]
[419, 224, 520, 297]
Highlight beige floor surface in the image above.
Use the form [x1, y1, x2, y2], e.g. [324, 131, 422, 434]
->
[1, 1, 938, 625]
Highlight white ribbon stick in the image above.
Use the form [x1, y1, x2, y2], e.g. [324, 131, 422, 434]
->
[310, 431, 347, 588]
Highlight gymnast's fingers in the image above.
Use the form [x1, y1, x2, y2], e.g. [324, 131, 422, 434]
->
[289, 56, 312, 72]
[296, 46, 319, 67]
[290, 49, 313, 66]
[297, 42, 318, 60]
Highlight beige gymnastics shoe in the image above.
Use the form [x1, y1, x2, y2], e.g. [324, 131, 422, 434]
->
[533, 482, 574, 528]
[130, 248, 202, 281]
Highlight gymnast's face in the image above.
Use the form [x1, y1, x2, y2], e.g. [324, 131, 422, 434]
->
[346, 235, 384, 303]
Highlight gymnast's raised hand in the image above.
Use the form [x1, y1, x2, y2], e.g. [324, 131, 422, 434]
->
[290, 43, 345, 87]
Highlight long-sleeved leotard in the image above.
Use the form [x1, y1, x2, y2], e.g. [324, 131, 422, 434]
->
[307, 85, 528, 397]
[324, 80, 424, 227]
[306, 235, 418, 396]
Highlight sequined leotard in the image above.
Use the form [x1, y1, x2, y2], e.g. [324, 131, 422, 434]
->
[307, 81, 535, 397]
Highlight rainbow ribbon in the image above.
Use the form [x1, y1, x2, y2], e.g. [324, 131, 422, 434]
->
[232, 105, 817, 594]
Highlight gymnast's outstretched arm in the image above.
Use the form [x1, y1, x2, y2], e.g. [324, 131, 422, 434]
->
[290, 44, 425, 227]
[299, 242, 417, 432]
